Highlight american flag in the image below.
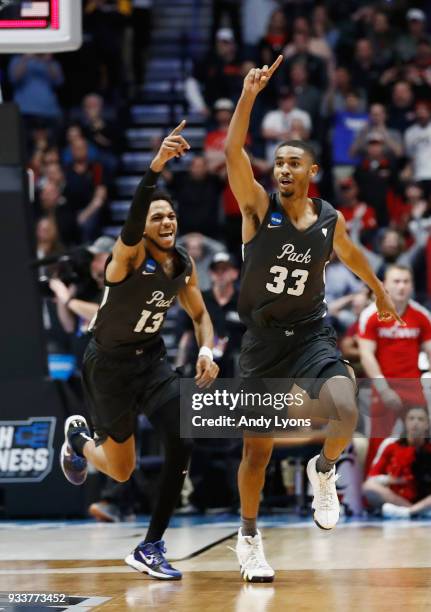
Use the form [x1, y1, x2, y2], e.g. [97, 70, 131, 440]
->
[21, 1, 49, 17]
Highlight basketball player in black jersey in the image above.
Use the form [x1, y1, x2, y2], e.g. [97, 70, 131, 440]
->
[60, 122, 219, 580]
[225, 56, 404, 582]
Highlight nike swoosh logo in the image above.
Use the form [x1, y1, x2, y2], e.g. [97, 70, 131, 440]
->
[139, 551, 155, 564]
[142, 271, 155, 275]
[267, 224, 282, 229]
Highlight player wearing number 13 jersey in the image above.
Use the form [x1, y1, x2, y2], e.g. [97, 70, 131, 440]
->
[225, 56, 403, 582]
[60, 123, 219, 580]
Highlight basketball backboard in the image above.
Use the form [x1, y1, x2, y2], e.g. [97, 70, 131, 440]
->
[0, 0, 82, 52]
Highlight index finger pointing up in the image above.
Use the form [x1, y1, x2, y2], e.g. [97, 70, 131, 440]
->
[268, 55, 283, 76]
[170, 119, 187, 136]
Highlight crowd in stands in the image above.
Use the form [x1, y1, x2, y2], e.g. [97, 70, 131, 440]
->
[2, 0, 431, 518]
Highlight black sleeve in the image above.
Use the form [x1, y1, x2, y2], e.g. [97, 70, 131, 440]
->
[120, 168, 160, 246]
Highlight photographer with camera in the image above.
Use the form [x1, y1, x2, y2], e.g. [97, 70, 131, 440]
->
[48, 236, 115, 364]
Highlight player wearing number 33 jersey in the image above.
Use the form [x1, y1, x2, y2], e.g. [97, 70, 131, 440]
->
[238, 193, 337, 330]
[238, 193, 341, 384]
[224, 55, 403, 581]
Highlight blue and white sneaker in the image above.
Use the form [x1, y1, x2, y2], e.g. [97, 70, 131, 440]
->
[125, 540, 182, 580]
[60, 415, 91, 485]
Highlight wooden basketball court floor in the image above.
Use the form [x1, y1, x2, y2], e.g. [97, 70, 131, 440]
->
[0, 517, 430, 611]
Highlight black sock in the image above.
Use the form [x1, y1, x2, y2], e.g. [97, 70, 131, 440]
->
[144, 398, 193, 544]
[144, 439, 192, 544]
[241, 516, 257, 537]
[70, 431, 91, 457]
[316, 450, 337, 474]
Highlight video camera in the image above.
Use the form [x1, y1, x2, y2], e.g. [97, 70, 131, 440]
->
[31, 247, 94, 299]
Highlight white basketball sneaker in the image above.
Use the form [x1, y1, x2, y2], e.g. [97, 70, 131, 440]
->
[306, 455, 340, 530]
[235, 529, 275, 583]
[382, 503, 411, 519]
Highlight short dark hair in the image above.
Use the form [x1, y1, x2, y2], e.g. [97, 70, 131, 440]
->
[275, 140, 317, 164]
[150, 190, 177, 212]
[384, 263, 413, 280]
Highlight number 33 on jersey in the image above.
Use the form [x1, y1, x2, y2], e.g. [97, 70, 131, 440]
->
[238, 195, 338, 328]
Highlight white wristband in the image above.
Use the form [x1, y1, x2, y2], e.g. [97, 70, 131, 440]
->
[198, 346, 213, 361]
[374, 375, 389, 393]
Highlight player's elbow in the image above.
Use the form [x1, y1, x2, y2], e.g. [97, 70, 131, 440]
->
[224, 141, 241, 159]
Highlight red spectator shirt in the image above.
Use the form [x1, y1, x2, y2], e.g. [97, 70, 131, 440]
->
[358, 300, 431, 378]
[369, 440, 431, 502]
[338, 203, 377, 232]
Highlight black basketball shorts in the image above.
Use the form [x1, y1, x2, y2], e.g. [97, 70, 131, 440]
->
[239, 319, 353, 400]
[82, 337, 180, 443]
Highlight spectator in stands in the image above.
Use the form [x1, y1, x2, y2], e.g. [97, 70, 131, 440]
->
[350, 103, 403, 160]
[336, 176, 377, 244]
[358, 264, 431, 470]
[36, 180, 77, 247]
[255, 8, 288, 108]
[321, 66, 366, 119]
[310, 4, 339, 52]
[42, 163, 66, 192]
[48, 235, 115, 357]
[325, 252, 364, 331]
[176, 252, 244, 377]
[211, 0, 243, 46]
[38, 180, 65, 218]
[404, 183, 429, 220]
[287, 62, 321, 131]
[331, 90, 369, 169]
[163, 156, 223, 239]
[8, 54, 64, 138]
[387, 81, 416, 134]
[64, 138, 107, 242]
[257, 9, 289, 68]
[177, 233, 226, 292]
[62, 123, 99, 166]
[190, 28, 243, 113]
[409, 38, 431, 102]
[28, 129, 59, 181]
[284, 16, 333, 68]
[354, 131, 398, 227]
[42, 147, 61, 167]
[261, 87, 311, 162]
[339, 288, 371, 377]
[366, 9, 396, 70]
[81, 93, 120, 175]
[348, 39, 381, 103]
[363, 406, 431, 519]
[204, 98, 236, 175]
[396, 8, 430, 63]
[351, 227, 427, 282]
[404, 102, 431, 198]
[36, 216, 63, 260]
[283, 29, 328, 91]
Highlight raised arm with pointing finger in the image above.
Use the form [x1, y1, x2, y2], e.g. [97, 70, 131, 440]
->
[224, 56, 284, 244]
[107, 121, 190, 284]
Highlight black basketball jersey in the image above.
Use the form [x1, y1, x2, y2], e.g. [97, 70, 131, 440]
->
[238, 194, 338, 329]
[90, 245, 193, 350]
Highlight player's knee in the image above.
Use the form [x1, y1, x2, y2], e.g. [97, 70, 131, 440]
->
[110, 461, 135, 483]
[334, 399, 358, 430]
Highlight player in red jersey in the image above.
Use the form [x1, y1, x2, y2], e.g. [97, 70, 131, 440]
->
[358, 264, 431, 469]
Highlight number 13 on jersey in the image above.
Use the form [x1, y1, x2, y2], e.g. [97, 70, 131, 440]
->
[266, 266, 309, 296]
